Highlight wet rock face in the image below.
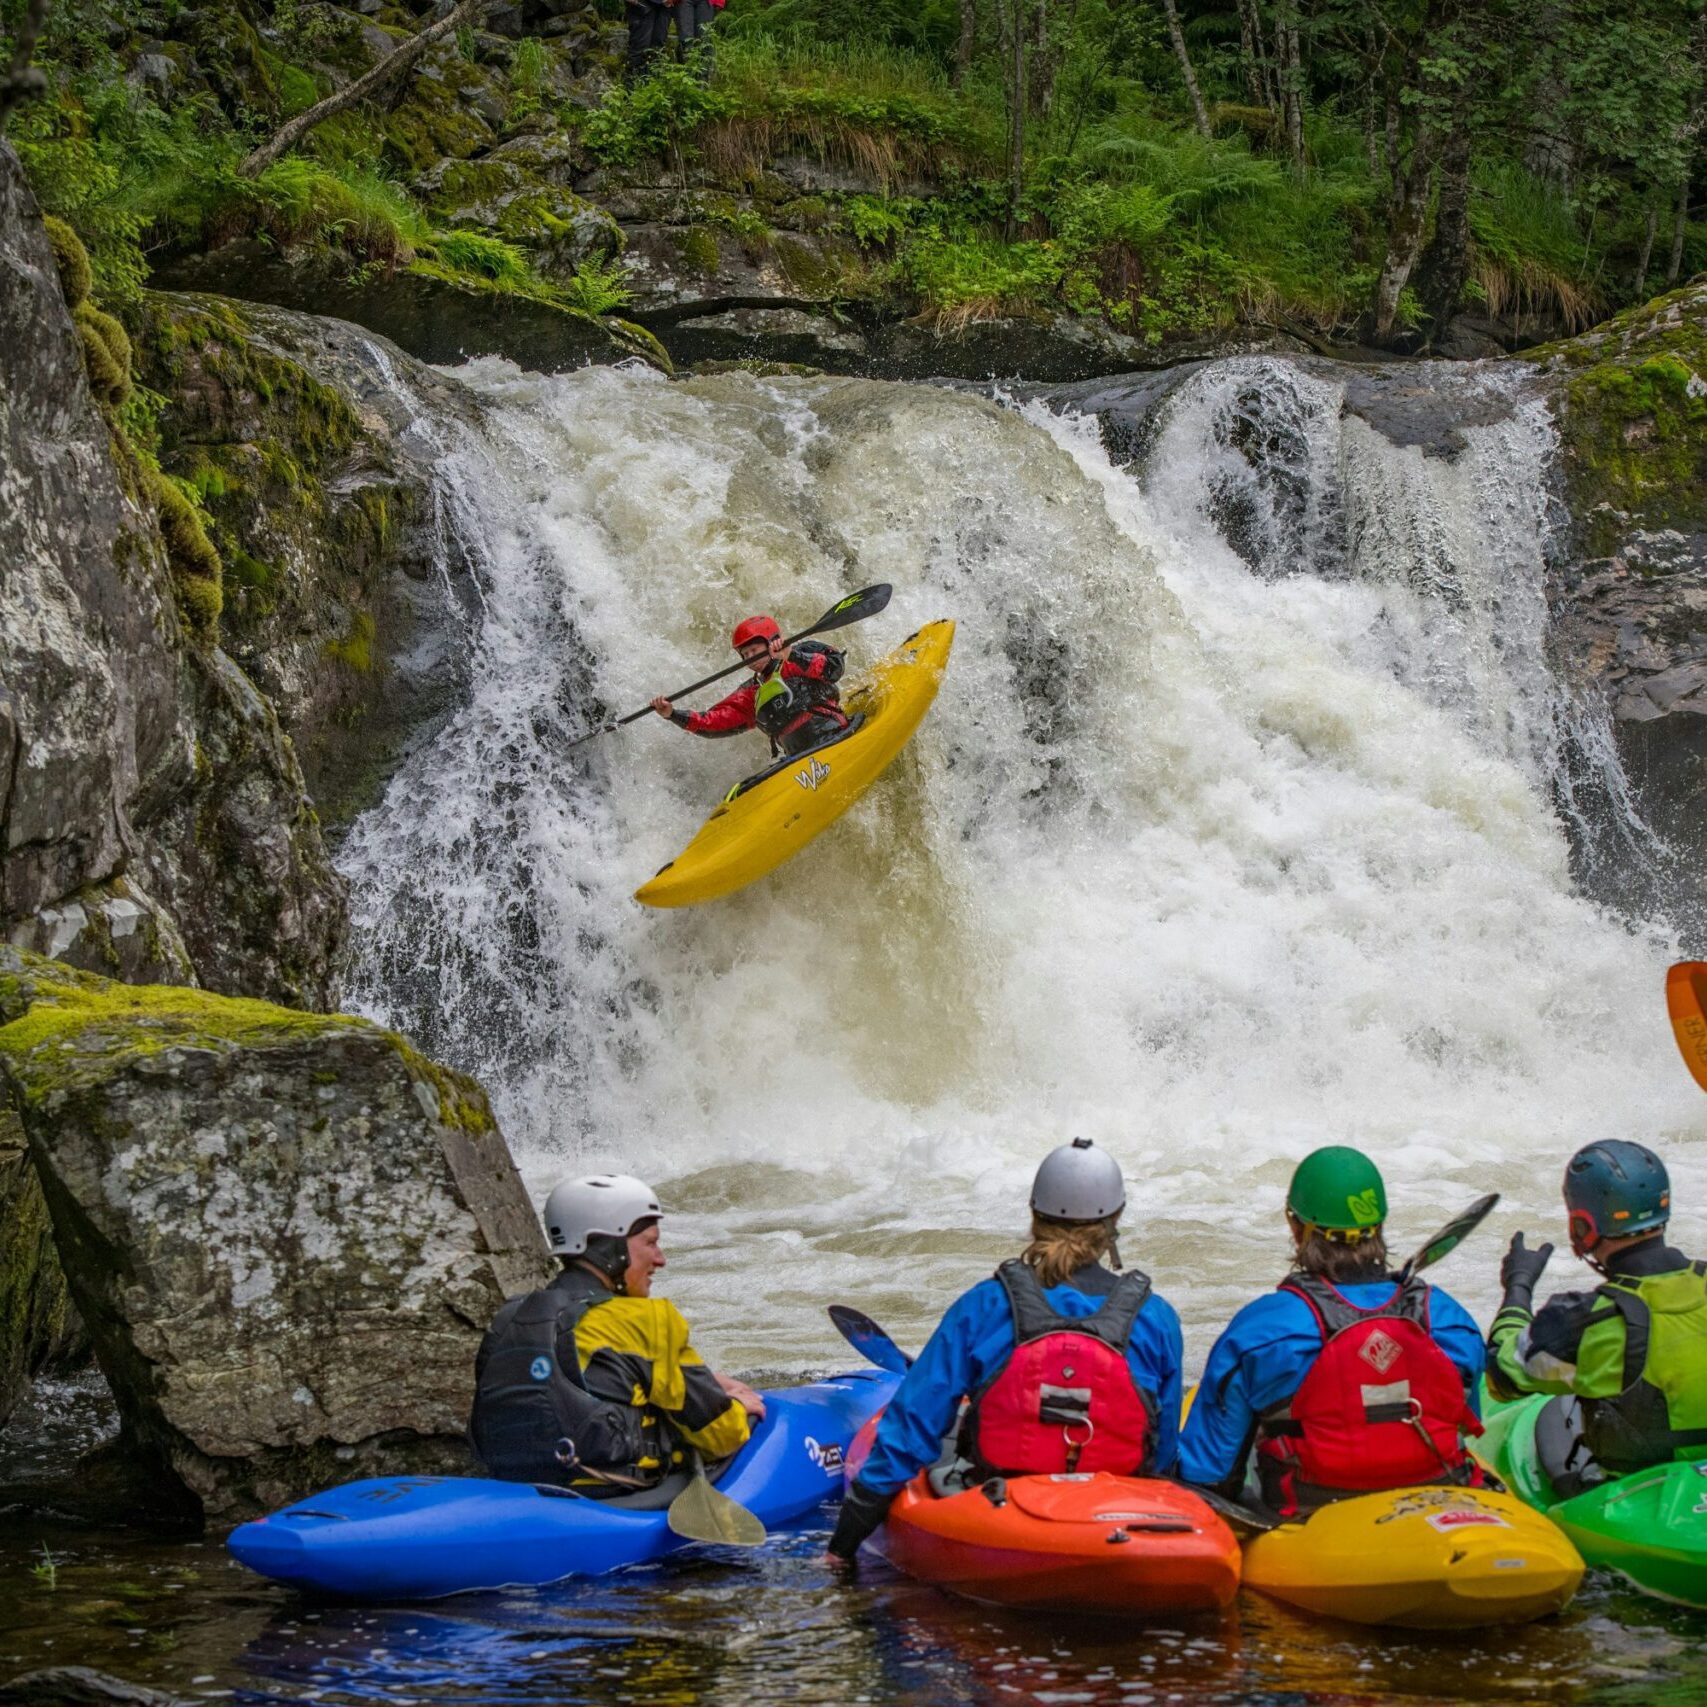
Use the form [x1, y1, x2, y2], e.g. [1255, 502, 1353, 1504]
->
[0, 949, 553, 1522]
[0, 143, 345, 1006]
[140, 296, 486, 832]
[1525, 283, 1707, 917]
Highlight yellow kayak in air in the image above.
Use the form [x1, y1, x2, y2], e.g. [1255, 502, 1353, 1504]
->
[635, 620, 954, 908]
[1240, 1484, 1584, 1628]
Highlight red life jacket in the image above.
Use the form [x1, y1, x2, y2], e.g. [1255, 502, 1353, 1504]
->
[1256, 1272, 1484, 1516]
[961, 1260, 1155, 1477]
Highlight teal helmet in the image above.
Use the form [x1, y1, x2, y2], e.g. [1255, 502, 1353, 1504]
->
[1564, 1141, 1670, 1255]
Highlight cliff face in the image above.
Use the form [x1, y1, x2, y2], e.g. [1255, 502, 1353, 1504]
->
[1, 141, 343, 1007]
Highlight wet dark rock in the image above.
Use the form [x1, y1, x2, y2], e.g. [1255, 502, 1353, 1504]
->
[153, 242, 664, 373]
[0, 143, 342, 1007]
[139, 295, 486, 833]
[1522, 282, 1707, 924]
[0, 1668, 183, 1707]
[0, 948, 554, 1523]
[0, 1110, 85, 1427]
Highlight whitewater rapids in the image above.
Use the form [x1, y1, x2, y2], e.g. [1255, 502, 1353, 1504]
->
[337, 356, 1706, 1373]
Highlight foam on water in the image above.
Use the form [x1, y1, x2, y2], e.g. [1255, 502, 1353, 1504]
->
[337, 357, 1706, 1369]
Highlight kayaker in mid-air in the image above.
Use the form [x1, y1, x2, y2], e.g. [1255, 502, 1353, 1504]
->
[826, 1138, 1185, 1562]
[1178, 1146, 1487, 1514]
[651, 614, 850, 757]
[468, 1174, 764, 1493]
[1486, 1140, 1707, 1490]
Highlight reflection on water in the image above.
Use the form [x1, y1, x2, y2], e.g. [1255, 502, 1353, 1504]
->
[2, 1505, 1703, 1706]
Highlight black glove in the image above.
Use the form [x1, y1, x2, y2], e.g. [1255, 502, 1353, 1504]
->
[1500, 1231, 1554, 1312]
[826, 1478, 894, 1562]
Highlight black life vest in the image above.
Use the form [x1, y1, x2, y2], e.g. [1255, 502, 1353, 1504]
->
[755, 643, 849, 750]
[468, 1268, 650, 1486]
[960, 1260, 1155, 1477]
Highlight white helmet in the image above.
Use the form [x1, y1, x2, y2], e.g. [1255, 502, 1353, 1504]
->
[543, 1174, 664, 1256]
[1030, 1138, 1125, 1223]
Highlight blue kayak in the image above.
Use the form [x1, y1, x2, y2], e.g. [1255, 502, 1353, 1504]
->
[228, 1369, 898, 1599]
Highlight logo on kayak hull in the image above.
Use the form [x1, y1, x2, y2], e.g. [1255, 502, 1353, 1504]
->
[796, 758, 831, 791]
[804, 1436, 844, 1475]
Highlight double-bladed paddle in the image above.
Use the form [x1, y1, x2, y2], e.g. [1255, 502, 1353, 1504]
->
[1666, 961, 1707, 1092]
[665, 1449, 767, 1547]
[1397, 1192, 1500, 1283]
[567, 583, 894, 749]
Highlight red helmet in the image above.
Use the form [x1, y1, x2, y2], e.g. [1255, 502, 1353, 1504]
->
[731, 615, 781, 650]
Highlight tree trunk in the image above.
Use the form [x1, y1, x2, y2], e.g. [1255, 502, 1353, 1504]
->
[1031, 0, 1055, 116]
[1160, 0, 1212, 139]
[1667, 180, 1690, 285]
[1635, 205, 1658, 298]
[0, 0, 50, 129]
[1361, 26, 1380, 176]
[1384, 79, 1402, 201]
[1005, 0, 1026, 241]
[1371, 124, 1437, 338]
[1274, 0, 1304, 169]
[238, 0, 491, 177]
[954, 0, 976, 89]
[1414, 116, 1472, 338]
[1236, 0, 1266, 110]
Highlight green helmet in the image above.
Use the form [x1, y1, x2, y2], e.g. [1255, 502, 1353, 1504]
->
[1287, 1146, 1387, 1238]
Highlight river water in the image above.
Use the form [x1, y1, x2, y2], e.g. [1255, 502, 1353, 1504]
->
[6, 354, 1707, 1701]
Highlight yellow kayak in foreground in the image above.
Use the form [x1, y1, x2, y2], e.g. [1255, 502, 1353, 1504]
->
[1241, 1484, 1584, 1628]
[635, 620, 955, 908]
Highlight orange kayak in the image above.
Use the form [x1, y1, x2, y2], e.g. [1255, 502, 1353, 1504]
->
[848, 1419, 1240, 1616]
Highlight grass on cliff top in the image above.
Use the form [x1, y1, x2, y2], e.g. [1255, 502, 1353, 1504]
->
[0, 952, 493, 1133]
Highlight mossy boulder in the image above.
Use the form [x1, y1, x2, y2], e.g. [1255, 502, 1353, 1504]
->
[0, 948, 552, 1522]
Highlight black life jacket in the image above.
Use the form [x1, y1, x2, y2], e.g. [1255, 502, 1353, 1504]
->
[468, 1268, 650, 1486]
[755, 642, 849, 749]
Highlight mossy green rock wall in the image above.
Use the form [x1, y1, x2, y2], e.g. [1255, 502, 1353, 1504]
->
[0, 949, 553, 1522]
[1526, 282, 1707, 898]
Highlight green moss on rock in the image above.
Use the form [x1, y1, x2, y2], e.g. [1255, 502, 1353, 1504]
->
[0, 949, 493, 1135]
[43, 215, 92, 307]
[1530, 284, 1707, 559]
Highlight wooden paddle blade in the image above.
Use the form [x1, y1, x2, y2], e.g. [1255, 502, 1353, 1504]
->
[828, 1304, 914, 1374]
[666, 1474, 767, 1546]
[1400, 1192, 1500, 1282]
[1666, 961, 1707, 1092]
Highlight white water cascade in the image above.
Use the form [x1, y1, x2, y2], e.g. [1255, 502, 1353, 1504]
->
[337, 356, 1706, 1371]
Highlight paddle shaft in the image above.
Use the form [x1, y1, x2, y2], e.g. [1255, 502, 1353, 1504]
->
[567, 584, 893, 749]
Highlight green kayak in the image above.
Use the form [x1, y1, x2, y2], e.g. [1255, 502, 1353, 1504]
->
[1476, 1391, 1707, 1608]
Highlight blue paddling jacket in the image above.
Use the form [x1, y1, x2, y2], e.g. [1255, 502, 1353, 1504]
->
[855, 1261, 1185, 1495]
[1178, 1276, 1485, 1493]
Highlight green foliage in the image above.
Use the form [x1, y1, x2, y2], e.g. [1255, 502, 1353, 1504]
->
[559, 257, 634, 314]
[578, 58, 734, 165]
[509, 35, 547, 119]
[430, 228, 530, 283]
[843, 194, 917, 247]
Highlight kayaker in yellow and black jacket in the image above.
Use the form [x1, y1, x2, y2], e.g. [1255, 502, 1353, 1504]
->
[469, 1174, 762, 1493]
[1487, 1141, 1707, 1481]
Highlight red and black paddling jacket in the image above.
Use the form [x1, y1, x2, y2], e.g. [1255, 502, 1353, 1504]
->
[1255, 1271, 1485, 1515]
[670, 642, 847, 749]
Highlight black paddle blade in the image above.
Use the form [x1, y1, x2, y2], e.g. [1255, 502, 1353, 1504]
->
[1401, 1193, 1500, 1282]
[802, 583, 891, 637]
[828, 1304, 914, 1374]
